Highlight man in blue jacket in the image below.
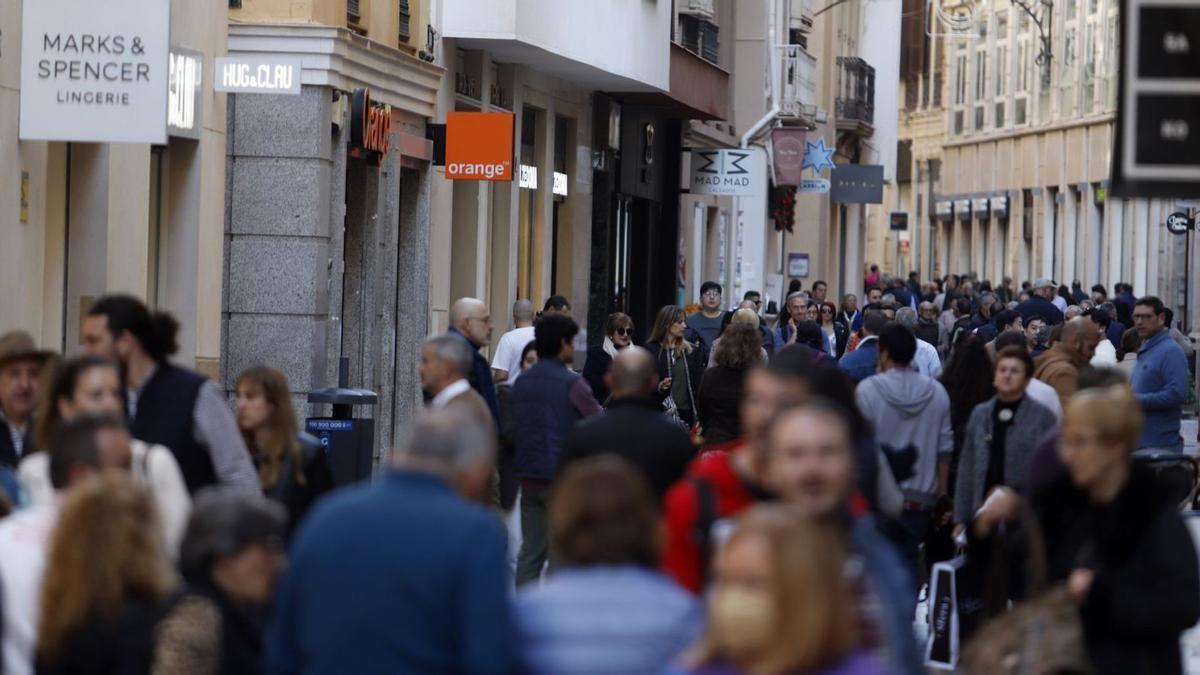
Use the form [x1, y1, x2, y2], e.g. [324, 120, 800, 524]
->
[264, 408, 517, 675]
[838, 311, 888, 384]
[1131, 296, 1191, 454]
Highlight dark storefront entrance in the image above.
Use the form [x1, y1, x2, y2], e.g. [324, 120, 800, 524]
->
[588, 96, 682, 343]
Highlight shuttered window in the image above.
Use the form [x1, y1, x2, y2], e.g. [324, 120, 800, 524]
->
[348, 0, 360, 21]
[399, 0, 411, 43]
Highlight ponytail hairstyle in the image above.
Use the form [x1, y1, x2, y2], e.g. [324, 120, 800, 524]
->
[235, 366, 305, 490]
[87, 295, 179, 363]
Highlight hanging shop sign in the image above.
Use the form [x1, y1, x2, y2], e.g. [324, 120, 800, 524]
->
[992, 195, 1009, 218]
[689, 148, 767, 196]
[19, 0, 171, 143]
[771, 128, 807, 186]
[799, 178, 830, 193]
[350, 88, 392, 157]
[1112, 0, 1200, 197]
[935, 200, 954, 221]
[445, 112, 515, 181]
[519, 165, 538, 190]
[972, 197, 990, 218]
[167, 47, 202, 139]
[552, 171, 569, 197]
[890, 211, 909, 231]
[955, 199, 972, 221]
[830, 164, 884, 204]
[1166, 211, 1195, 234]
[214, 56, 303, 95]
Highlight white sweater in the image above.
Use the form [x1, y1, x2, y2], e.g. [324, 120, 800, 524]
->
[18, 439, 191, 556]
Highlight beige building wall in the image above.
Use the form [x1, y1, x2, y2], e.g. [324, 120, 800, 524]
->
[1, 0, 228, 375]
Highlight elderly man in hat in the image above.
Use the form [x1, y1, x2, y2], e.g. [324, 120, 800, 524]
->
[0, 331, 54, 468]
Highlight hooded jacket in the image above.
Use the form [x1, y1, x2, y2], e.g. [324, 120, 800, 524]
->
[1033, 343, 1090, 412]
[855, 368, 953, 505]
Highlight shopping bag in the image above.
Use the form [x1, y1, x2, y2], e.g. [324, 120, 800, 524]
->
[924, 555, 966, 670]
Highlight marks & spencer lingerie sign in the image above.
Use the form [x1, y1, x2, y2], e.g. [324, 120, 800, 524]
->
[20, 0, 171, 143]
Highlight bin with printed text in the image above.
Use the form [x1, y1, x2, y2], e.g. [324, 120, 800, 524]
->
[306, 360, 377, 486]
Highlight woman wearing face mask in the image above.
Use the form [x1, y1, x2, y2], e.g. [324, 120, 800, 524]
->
[672, 507, 887, 675]
[582, 313, 634, 406]
[153, 490, 289, 675]
[972, 384, 1200, 675]
[236, 366, 333, 536]
[952, 346, 1058, 528]
[22, 355, 191, 554]
[646, 306, 705, 428]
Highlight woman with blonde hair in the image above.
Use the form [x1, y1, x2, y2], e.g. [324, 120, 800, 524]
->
[36, 471, 178, 674]
[674, 506, 886, 675]
[235, 366, 332, 535]
[645, 306, 706, 428]
[971, 384, 1200, 675]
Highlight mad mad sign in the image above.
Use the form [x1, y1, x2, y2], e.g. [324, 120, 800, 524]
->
[20, 0, 170, 143]
[689, 148, 767, 196]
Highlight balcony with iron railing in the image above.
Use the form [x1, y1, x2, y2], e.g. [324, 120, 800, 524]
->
[779, 44, 818, 123]
[835, 56, 875, 135]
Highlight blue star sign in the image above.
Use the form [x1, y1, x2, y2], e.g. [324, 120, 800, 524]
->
[802, 137, 835, 174]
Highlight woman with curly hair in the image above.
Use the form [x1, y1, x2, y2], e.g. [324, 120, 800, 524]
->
[697, 320, 763, 447]
[646, 306, 706, 428]
[36, 471, 177, 675]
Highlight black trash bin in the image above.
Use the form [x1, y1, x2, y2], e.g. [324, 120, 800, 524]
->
[306, 359, 377, 486]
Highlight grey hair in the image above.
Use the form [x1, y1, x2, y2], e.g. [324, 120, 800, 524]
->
[180, 488, 288, 583]
[918, 301, 937, 313]
[397, 408, 496, 471]
[424, 333, 473, 376]
[1065, 305, 1084, 320]
[896, 306, 919, 331]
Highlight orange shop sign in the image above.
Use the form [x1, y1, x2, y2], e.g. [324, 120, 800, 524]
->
[445, 112, 514, 181]
[351, 88, 392, 157]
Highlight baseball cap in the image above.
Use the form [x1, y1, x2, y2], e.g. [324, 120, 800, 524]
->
[1033, 277, 1056, 290]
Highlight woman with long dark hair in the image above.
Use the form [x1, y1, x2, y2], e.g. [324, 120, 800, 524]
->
[236, 366, 333, 535]
[22, 355, 191, 554]
[697, 322, 762, 447]
[939, 333, 997, 486]
[820, 302, 849, 358]
[645, 306, 706, 428]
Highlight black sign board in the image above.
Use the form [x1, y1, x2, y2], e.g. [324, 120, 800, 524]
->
[1166, 211, 1195, 234]
[1112, 0, 1200, 197]
[889, 211, 909, 231]
[831, 164, 884, 204]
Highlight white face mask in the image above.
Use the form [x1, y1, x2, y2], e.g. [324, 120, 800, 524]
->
[708, 586, 776, 659]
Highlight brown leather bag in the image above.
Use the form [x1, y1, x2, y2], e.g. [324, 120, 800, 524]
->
[959, 505, 1093, 675]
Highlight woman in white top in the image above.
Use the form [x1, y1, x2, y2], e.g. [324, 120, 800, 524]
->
[21, 355, 190, 555]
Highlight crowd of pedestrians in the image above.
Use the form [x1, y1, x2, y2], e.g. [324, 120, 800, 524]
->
[0, 267, 1197, 675]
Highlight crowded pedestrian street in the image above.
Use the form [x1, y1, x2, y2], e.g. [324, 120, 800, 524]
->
[7, 0, 1200, 674]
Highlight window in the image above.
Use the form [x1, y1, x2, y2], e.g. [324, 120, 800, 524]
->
[973, 47, 987, 129]
[955, 52, 968, 105]
[1083, 21, 1097, 113]
[399, 0, 411, 43]
[347, 0, 359, 20]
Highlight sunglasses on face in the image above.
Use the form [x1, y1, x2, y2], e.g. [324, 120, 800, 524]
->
[821, 307, 833, 314]
[614, 328, 633, 336]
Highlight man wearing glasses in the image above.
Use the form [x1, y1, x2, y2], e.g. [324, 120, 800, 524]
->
[686, 281, 726, 354]
[1130, 296, 1190, 454]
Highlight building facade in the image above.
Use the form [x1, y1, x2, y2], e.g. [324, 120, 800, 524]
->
[222, 0, 442, 458]
[2, 0, 229, 376]
[883, 0, 1196, 332]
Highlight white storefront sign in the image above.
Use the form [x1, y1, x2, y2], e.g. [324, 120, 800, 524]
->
[519, 165, 538, 189]
[552, 171, 569, 197]
[20, 0, 171, 143]
[167, 48, 203, 139]
[689, 148, 767, 196]
[214, 57, 303, 95]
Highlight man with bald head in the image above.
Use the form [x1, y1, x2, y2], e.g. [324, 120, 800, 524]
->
[562, 347, 694, 498]
[449, 297, 499, 426]
[491, 299, 536, 384]
[1033, 316, 1101, 411]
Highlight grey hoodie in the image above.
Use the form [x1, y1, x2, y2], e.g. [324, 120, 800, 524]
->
[855, 368, 953, 505]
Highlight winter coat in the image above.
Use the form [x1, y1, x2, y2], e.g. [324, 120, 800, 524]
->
[953, 396, 1058, 524]
[1033, 344, 1090, 412]
[645, 340, 705, 415]
[697, 366, 747, 446]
